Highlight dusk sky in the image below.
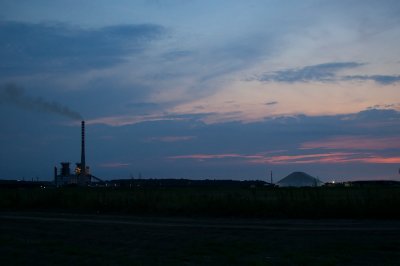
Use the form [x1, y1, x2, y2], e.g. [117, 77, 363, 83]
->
[1, 0, 400, 182]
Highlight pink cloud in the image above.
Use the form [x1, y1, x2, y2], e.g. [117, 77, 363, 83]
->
[168, 153, 261, 160]
[86, 114, 183, 126]
[168, 150, 286, 161]
[301, 136, 400, 150]
[253, 153, 400, 164]
[146, 136, 196, 142]
[98, 162, 131, 168]
[356, 156, 400, 164]
[169, 152, 400, 165]
[168, 153, 266, 163]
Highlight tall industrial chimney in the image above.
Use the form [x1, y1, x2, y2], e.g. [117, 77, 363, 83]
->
[81, 120, 86, 175]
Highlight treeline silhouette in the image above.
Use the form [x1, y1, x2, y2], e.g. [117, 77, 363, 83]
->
[106, 178, 268, 188]
[1, 186, 400, 219]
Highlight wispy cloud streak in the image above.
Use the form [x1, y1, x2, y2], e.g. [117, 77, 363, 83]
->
[169, 152, 400, 165]
[249, 153, 400, 164]
[344, 75, 400, 85]
[98, 162, 131, 168]
[87, 114, 183, 126]
[253, 62, 363, 83]
[301, 136, 400, 150]
[168, 153, 262, 160]
[250, 62, 400, 85]
[145, 136, 196, 142]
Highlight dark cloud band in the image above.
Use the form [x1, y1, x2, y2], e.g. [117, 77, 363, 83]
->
[251, 62, 400, 85]
[344, 75, 400, 85]
[0, 21, 165, 74]
[254, 62, 363, 83]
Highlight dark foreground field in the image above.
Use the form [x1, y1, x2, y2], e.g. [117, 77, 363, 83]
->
[1, 212, 400, 265]
[1, 186, 400, 265]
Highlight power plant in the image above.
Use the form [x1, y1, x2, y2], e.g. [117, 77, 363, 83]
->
[54, 121, 101, 186]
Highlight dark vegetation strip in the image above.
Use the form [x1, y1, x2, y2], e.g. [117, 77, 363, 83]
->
[1, 187, 400, 219]
[2, 214, 400, 231]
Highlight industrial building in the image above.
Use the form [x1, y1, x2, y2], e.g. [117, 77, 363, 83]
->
[54, 121, 101, 186]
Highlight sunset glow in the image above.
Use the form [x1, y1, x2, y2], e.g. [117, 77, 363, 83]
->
[1, 1, 400, 181]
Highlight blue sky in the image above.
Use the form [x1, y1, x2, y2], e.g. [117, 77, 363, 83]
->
[1, 0, 400, 181]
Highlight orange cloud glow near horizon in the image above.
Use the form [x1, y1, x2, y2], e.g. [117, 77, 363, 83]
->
[168, 152, 400, 165]
[301, 136, 400, 150]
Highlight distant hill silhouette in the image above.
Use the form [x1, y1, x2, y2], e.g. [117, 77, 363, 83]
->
[277, 172, 323, 187]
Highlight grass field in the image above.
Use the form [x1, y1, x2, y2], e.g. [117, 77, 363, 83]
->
[1, 186, 400, 218]
[1, 187, 400, 265]
[1, 212, 400, 265]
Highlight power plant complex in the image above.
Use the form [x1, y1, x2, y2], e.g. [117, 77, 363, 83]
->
[54, 121, 101, 186]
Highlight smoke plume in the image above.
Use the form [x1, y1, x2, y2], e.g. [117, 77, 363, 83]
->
[0, 83, 82, 120]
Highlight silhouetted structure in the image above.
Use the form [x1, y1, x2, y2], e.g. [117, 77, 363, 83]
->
[277, 172, 324, 187]
[54, 121, 102, 187]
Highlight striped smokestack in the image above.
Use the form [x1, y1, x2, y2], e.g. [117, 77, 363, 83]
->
[81, 120, 86, 175]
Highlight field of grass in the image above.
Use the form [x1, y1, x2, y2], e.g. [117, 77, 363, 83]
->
[2, 187, 400, 265]
[1, 186, 400, 218]
[1, 213, 400, 265]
